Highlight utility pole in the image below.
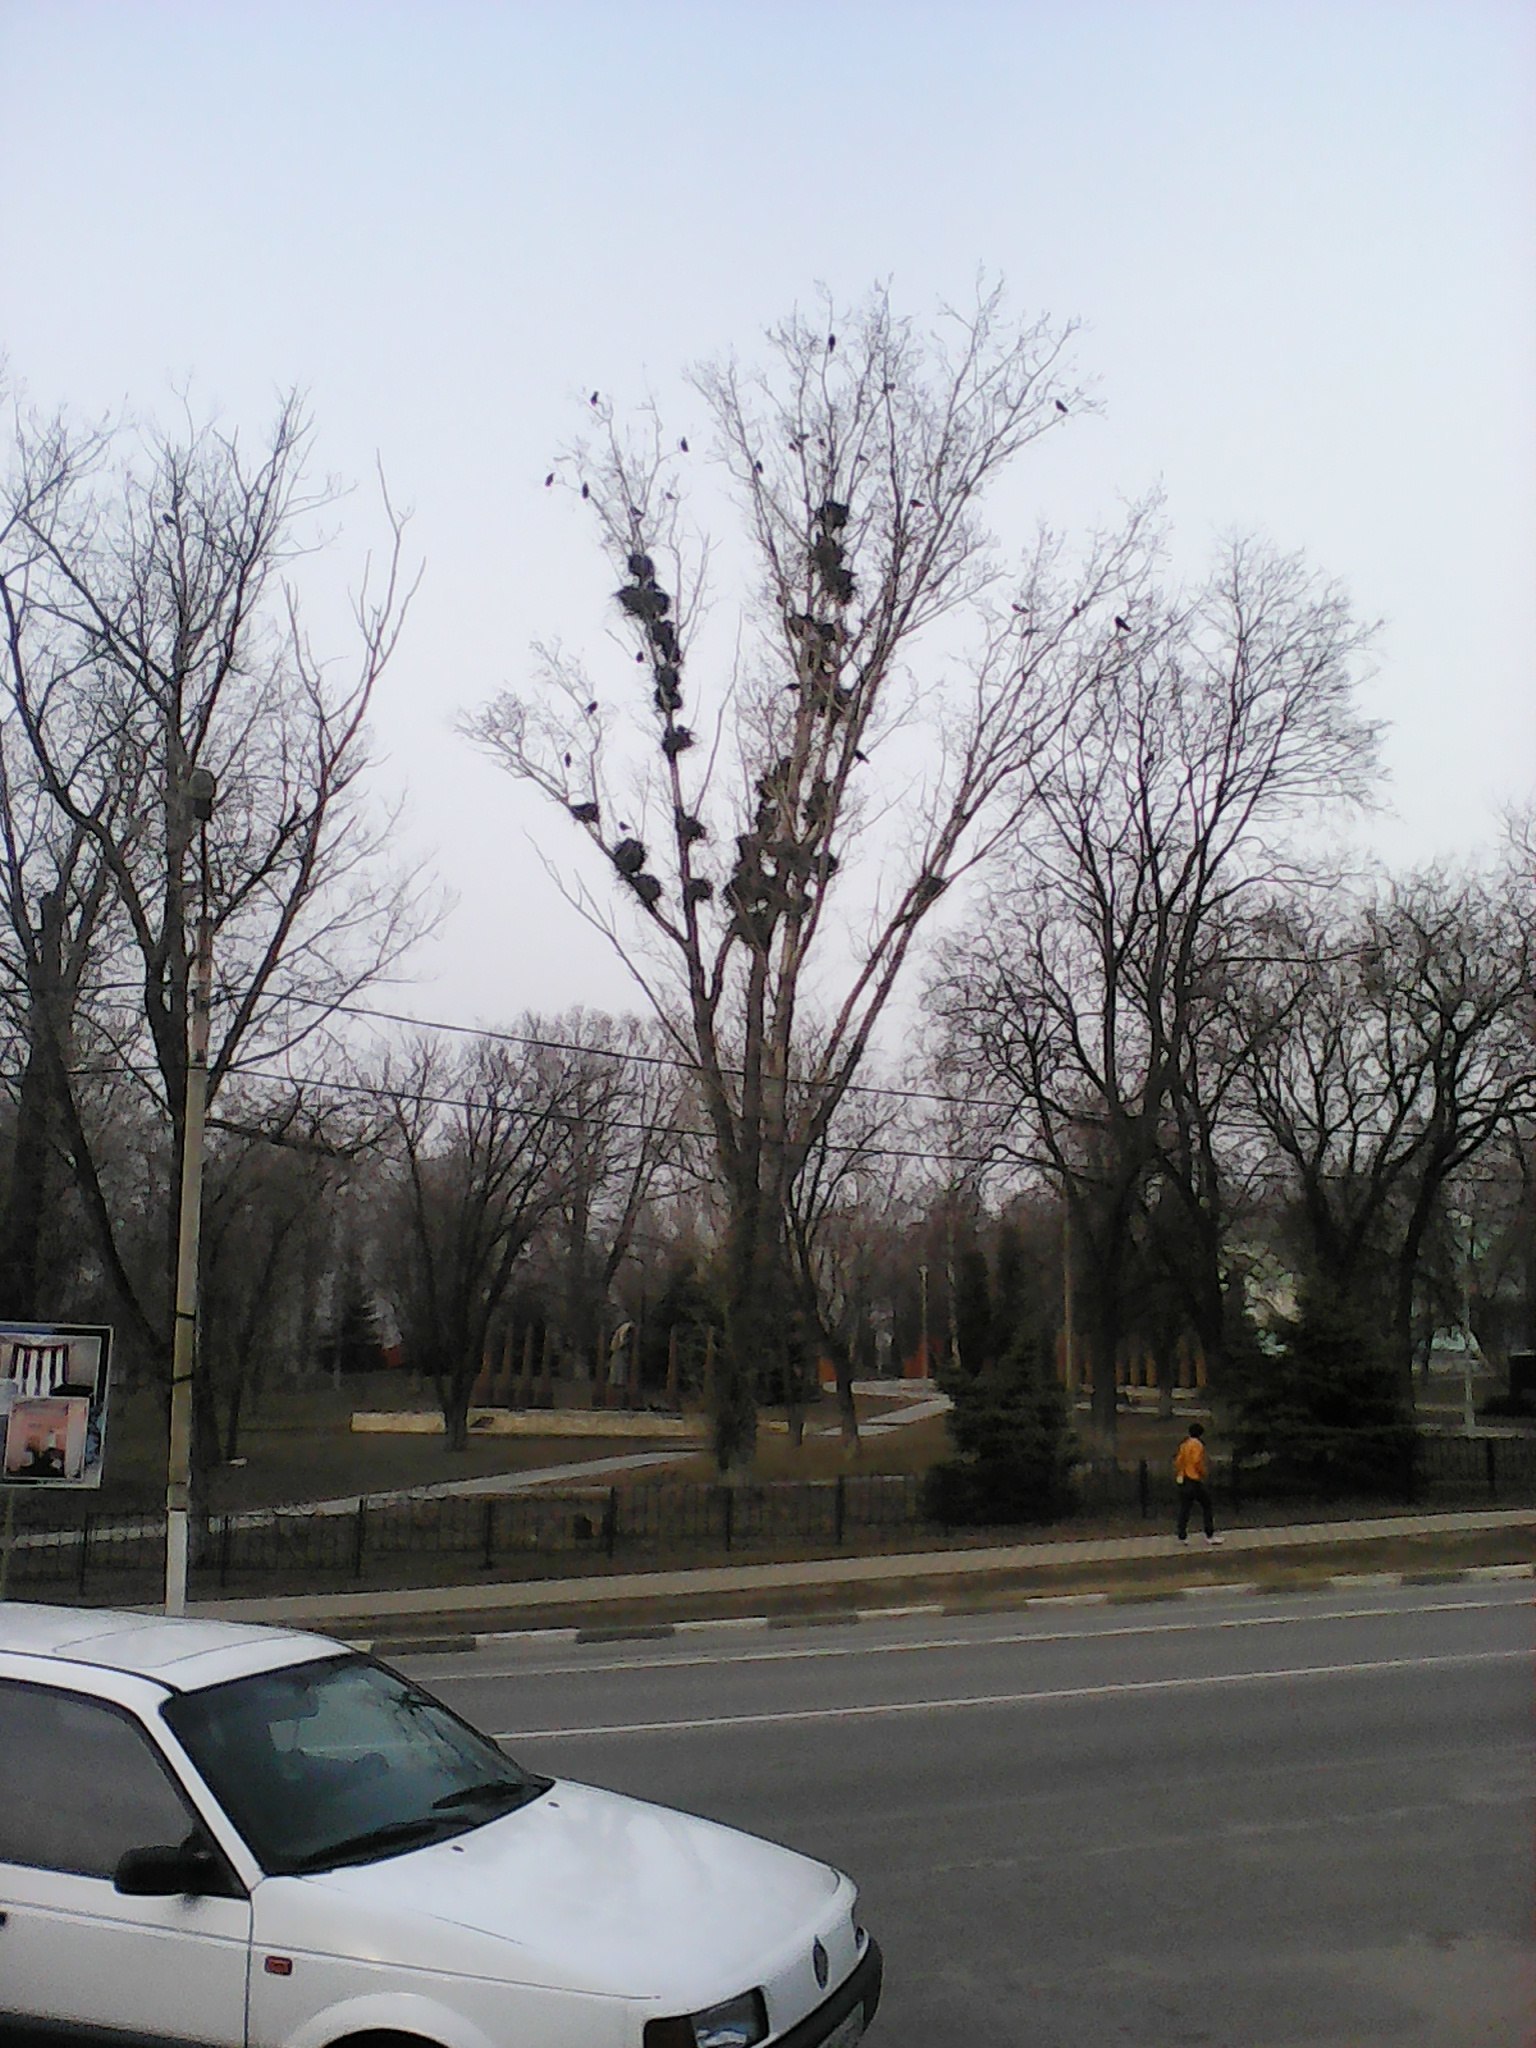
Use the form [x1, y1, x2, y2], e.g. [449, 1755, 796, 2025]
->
[165, 768, 216, 1615]
[945, 1206, 960, 1377]
[1062, 1203, 1075, 1395]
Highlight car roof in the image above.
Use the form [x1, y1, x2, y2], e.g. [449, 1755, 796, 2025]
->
[0, 1603, 344, 1691]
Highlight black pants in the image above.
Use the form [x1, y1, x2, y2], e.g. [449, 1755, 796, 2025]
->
[1176, 1479, 1214, 1539]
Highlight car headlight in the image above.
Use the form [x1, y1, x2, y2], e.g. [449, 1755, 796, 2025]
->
[642, 1988, 769, 2048]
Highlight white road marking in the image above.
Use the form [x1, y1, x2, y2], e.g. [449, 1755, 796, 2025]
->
[493, 1647, 1529, 1740]
[436, 1593, 1531, 1682]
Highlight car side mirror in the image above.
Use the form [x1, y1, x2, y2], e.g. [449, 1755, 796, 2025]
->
[114, 1840, 233, 1898]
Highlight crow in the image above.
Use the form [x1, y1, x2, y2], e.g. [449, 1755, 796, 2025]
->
[679, 436, 689, 453]
[754, 460, 764, 475]
[590, 391, 600, 406]
[545, 472, 555, 488]
[1055, 399, 1069, 415]
[581, 482, 590, 500]
[827, 334, 837, 352]
[1114, 615, 1130, 632]
[585, 700, 598, 715]
[564, 752, 572, 768]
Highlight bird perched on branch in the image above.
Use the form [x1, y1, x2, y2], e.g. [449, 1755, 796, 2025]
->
[1055, 399, 1069, 415]
[1114, 615, 1130, 633]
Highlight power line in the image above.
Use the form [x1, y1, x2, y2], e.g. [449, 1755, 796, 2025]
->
[209, 987, 1002, 1119]
[60, 1059, 1014, 1172]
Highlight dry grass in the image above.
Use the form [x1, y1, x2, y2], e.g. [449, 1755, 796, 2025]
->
[76, 1371, 1523, 1519]
[75, 1376, 686, 1516]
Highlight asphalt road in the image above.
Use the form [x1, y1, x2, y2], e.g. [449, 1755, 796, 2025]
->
[404, 1585, 1535, 2048]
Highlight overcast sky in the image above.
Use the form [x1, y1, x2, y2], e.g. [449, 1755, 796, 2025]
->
[3, 0, 1532, 1030]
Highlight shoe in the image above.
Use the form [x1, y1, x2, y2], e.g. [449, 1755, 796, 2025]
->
[1205, 1534, 1223, 1546]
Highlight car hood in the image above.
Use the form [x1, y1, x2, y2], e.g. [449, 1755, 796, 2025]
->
[259, 1777, 846, 2006]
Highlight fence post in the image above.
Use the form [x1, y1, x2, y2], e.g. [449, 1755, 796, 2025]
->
[1485, 1438, 1497, 1499]
[352, 1497, 369, 1580]
[721, 1485, 734, 1555]
[218, 1514, 233, 1590]
[1137, 1460, 1150, 1520]
[834, 1474, 847, 1547]
[482, 1500, 497, 1571]
[603, 1487, 618, 1559]
[77, 1513, 93, 1594]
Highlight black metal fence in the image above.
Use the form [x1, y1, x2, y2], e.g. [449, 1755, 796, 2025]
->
[3, 1433, 1532, 1601]
[0, 1471, 929, 1599]
[1082, 1432, 1536, 1519]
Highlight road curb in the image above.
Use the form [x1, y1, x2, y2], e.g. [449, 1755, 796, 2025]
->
[352, 1559, 1532, 1657]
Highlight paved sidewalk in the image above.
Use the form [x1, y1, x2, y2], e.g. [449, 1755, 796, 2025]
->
[186, 1505, 1536, 1635]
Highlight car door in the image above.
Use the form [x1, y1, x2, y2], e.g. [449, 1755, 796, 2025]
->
[0, 1677, 251, 2047]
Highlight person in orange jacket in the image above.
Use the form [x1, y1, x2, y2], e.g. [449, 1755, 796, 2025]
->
[1174, 1421, 1221, 1543]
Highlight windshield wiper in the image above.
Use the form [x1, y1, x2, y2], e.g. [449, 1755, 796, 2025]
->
[285, 1815, 456, 1873]
[432, 1775, 550, 1816]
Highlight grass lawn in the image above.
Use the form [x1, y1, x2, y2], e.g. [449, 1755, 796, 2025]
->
[76, 1376, 948, 1516]
[70, 1375, 685, 1516]
[48, 1368, 1522, 1522]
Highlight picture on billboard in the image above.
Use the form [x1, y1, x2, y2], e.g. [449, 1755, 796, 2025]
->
[0, 1325, 112, 1488]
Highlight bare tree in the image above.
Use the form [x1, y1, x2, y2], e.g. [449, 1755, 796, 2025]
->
[381, 1034, 586, 1450]
[538, 1011, 690, 1381]
[929, 540, 1381, 1442]
[199, 1088, 362, 1462]
[782, 1084, 911, 1446]
[0, 395, 428, 1376]
[465, 283, 1155, 1468]
[1239, 870, 1536, 1397]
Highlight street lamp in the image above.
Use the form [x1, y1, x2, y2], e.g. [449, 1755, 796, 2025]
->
[165, 766, 216, 1614]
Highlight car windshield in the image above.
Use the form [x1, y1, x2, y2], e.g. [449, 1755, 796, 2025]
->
[162, 1653, 547, 1875]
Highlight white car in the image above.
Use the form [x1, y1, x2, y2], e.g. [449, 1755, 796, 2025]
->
[0, 1604, 881, 2048]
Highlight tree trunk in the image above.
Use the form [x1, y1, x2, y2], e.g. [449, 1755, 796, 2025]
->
[718, 1205, 764, 1473]
[446, 1381, 472, 1453]
[223, 1374, 244, 1465]
[1088, 1283, 1122, 1448]
[0, 1037, 52, 1318]
[0, 885, 69, 1320]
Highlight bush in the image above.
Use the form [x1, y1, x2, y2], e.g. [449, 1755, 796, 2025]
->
[926, 1325, 1077, 1526]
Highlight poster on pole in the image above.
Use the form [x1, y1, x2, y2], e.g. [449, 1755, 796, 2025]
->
[0, 1323, 113, 1488]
